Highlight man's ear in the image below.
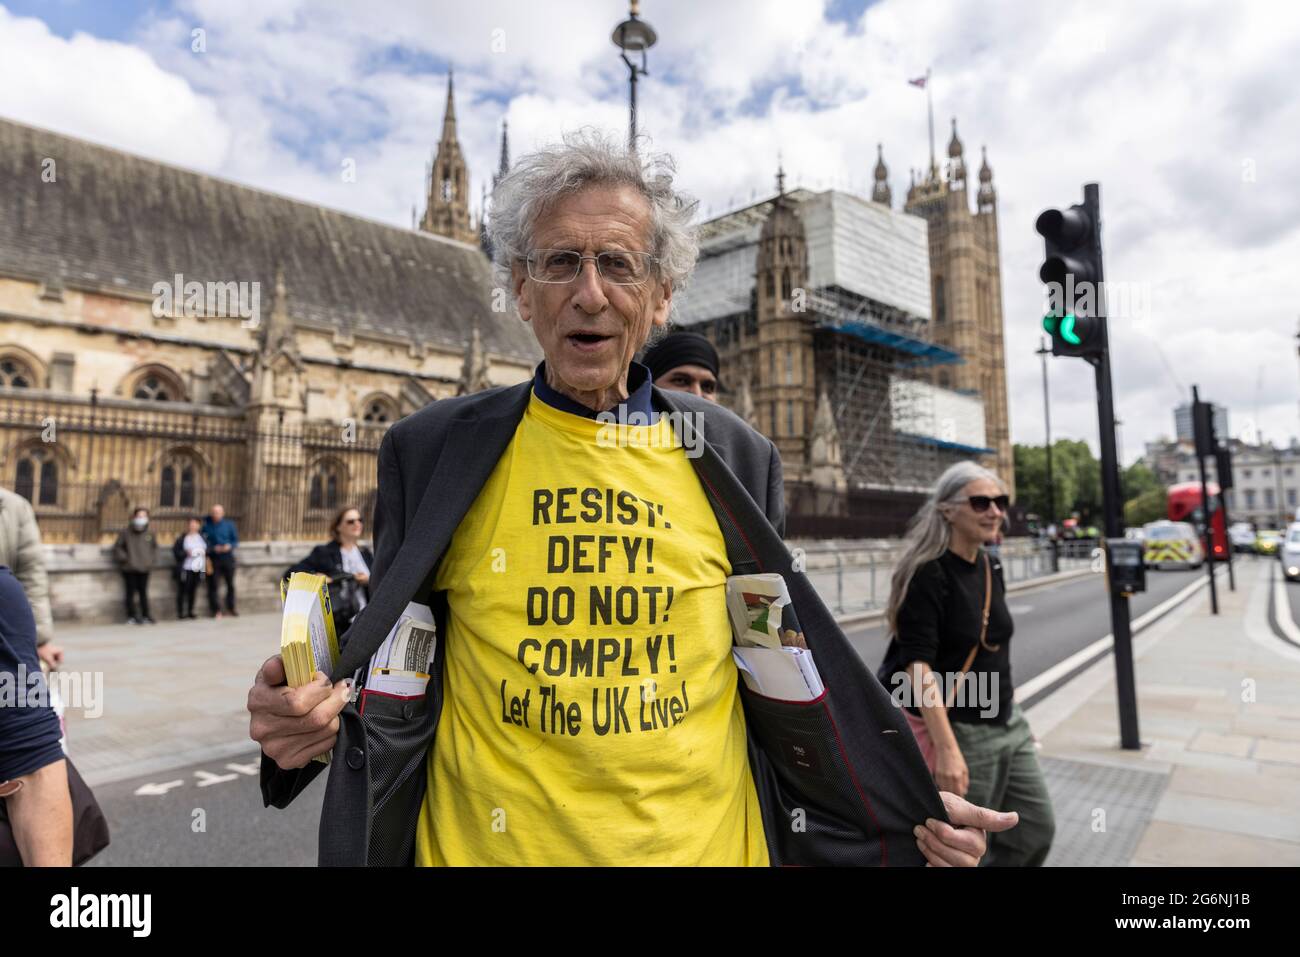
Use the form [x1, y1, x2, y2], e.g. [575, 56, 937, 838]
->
[511, 263, 531, 324]
[650, 278, 673, 329]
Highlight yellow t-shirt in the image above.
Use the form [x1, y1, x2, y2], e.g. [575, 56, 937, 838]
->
[414, 392, 768, 866]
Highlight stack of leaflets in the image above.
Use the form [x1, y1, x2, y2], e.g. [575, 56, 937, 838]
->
[280, 572, 340, 764]
[726, 573, 824, 701]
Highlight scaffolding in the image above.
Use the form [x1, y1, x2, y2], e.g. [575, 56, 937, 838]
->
[811, 285, 964, 493]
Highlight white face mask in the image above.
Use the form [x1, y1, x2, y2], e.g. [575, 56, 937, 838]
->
[132, 517, 148, 530]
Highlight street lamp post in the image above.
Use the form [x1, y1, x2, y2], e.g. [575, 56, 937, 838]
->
[611, 0, 657, 148]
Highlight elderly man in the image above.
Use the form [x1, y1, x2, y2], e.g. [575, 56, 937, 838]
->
[248, 131, 1015, 867]
[641, 330, 722, 401]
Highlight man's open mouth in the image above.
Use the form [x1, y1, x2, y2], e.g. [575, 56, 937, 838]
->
[568, 332, 613, 346]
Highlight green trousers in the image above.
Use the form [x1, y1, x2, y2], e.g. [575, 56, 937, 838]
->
[950, 701, 1055, 867]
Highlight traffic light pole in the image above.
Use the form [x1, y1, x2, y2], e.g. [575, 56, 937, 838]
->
[1037, 338, 1060, 573]
[1084, 184, 1141, 751]
[1193, 386, 1220, 614]
[1093, 349, 1141, 750]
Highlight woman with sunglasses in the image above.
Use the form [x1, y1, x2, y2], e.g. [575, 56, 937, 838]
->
[282, 506, 374, 638]
[876, 461, 1055, 866]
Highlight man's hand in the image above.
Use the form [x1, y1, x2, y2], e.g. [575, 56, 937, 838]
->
[247, 655, 351, 769]
[36, 643, 64, 669]
[914, 791, 1019, 867]
[354, 571, 370, 586]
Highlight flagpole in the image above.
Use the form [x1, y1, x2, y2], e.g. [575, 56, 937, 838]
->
[926, 66, 935, 176]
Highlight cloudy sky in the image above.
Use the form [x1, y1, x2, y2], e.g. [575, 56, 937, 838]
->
[2, 0, 1297, 465]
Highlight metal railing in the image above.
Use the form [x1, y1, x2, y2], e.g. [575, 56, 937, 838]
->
[797, 538, 1095, 616]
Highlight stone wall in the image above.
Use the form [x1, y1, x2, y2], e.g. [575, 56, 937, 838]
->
[42, 539, 363, 625]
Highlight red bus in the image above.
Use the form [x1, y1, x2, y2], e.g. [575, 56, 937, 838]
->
[1167, 481, 1228, 561]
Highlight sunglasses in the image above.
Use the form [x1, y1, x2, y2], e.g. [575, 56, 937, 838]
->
[962, 495, 1010, 513]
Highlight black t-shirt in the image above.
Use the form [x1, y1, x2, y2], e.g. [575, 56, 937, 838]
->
[876, 548, 1016, 724]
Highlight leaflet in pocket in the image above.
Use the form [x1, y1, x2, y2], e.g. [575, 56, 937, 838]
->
[365, 601, 436, 698]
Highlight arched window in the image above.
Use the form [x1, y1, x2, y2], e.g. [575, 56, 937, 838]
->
[0, 356, 35, 388]
[15, 448, 58, 506]
[764, 271, 775, 300]
[361, 396, 398, 425]
[309, 460, 345, 510]
[135, 375, 174, 401]
[159, 460, 197, 509]
[781, 268, 791, 302]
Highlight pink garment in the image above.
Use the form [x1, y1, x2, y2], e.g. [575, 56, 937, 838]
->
[904, 708, 938, 775]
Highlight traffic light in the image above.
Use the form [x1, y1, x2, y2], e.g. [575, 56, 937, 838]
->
[1036, 195, 1106, 359]
[1193, 398, 1218, 459]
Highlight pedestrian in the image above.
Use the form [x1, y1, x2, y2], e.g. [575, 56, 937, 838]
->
[0, 565, 73, 865]
[202, 503, 238, 619]
[171, 516, 206, 620]
[247, 130, 1015, 867]
[282, 506, 373, 638]
[639, 330, 722, 401]
[877, 460, 1055, 866]
[0, 485, 63, 669]
[112, 507, 157, 625]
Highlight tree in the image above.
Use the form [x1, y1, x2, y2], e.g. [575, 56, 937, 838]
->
[1124, 487, 1167, 526]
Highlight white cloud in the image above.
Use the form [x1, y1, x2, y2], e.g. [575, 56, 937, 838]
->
[0, 6, 230, 171]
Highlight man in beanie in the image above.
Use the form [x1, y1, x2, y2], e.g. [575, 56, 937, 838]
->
[640, 330, 721, 402]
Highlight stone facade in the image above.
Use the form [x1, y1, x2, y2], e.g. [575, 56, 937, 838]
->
[0, 116, 541, 545]
[903, 120, 1013, 495]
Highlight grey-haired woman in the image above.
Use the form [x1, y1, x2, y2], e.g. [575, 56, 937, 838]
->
[877, 461, 1055, 866]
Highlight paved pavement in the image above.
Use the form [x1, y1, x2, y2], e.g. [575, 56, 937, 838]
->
[1028, 558, 1300, 865]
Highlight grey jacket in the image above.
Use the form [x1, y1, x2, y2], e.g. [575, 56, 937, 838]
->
[0, 485, 54, 646]
[260, 381, 946, 865]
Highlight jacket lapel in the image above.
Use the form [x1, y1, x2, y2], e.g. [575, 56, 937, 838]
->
[332, 383, 532, 680]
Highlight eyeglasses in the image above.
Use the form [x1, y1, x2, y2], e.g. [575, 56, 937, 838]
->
[525, 248, 659, 285]
[961, 495, 1010, 513]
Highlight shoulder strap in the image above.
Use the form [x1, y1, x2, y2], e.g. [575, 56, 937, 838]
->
[944, 551, 996, 708]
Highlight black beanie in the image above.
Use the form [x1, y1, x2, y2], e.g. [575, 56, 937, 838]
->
[641, 332, 722, 386]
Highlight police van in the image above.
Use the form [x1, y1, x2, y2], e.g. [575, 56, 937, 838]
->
[1142, 520, 1204, 570]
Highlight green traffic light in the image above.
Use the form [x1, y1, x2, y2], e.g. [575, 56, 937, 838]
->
[1043, 312, 1084, 346]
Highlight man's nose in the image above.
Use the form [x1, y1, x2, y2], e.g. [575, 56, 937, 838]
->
[571, 260, 608, 314]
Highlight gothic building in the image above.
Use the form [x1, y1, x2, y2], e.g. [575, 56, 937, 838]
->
[902, 119, 1013, 495]
[677, 120, 1012, 531]
[0, 115, 539, 544]
[420, 70, 479, 247]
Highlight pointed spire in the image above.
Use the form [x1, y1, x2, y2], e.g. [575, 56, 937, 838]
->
[947, 116, 963, 158]
[872, 143, 891, 206]
[458, 323, 491, 395]
[495, 118, 510, 186]
[977, 144, 996, 212]
[775, 154, 786, 197]
[441, 68, 457, 139]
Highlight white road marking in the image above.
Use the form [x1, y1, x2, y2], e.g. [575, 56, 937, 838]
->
[1016, 572, 1216, 702]
[133, 780, 184, 796]
[1007, 604, 1034, 614]
[225, 761, 260, 776]
[193, 770, 240, 787]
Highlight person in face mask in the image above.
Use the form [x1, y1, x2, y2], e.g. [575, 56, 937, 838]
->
[112, 507, 158, 625]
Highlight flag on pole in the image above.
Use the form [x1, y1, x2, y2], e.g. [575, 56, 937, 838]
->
[908, 75, 927, 88]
